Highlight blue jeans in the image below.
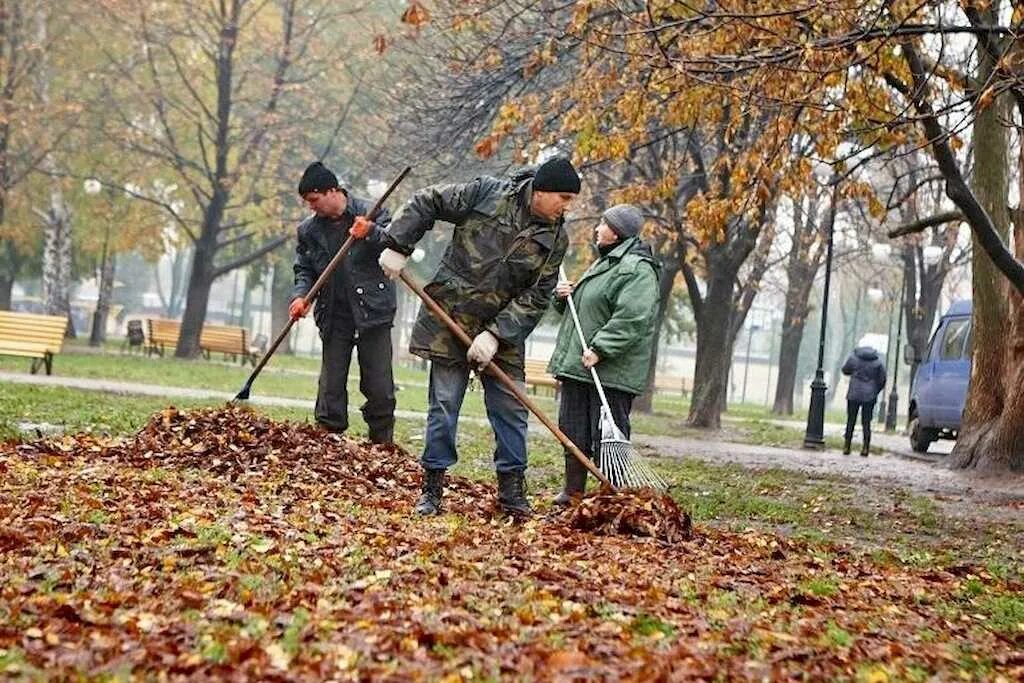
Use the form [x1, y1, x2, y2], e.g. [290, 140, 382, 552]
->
[422, 361, 528, 473]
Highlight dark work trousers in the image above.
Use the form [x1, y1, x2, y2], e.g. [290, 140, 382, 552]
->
[844, 400, 875, 446]
[557, 378, 634, 466]
[421, 360, 529, 473]
[315, 322, 396, 443]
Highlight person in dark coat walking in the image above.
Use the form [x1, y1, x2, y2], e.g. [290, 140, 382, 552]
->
[376, 156, 580, 519]
[290, 161, 397, 444]
[841, 346, 887, 456]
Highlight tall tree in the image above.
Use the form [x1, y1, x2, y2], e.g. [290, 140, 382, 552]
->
[773, 187, 830, 415]
[91, 0, 366, 357]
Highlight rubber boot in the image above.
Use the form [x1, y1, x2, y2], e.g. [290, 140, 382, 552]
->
[553, 454, 588, 506]
[860, 434, 870, 457]
[497, 471, 532, 519]
[842, 438, 852, 456]
[415, 468, 445, 516]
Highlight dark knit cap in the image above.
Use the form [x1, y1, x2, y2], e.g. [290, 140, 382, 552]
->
[297, 161, 339, 195]
[533, 157, 581, 194]
[603, 204, 644, 239]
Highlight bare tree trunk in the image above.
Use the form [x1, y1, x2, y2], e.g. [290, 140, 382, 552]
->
[36, 9, 74, 337]
[635, 260, 679, 413]
[89, 243, 115, 346]
[0, 239, 17, 311]
[40, 183, 75, 337]
[688, 263, 738, 428]
[176, 226, 219, 357]
[949, 25, 1024, 472]
[271, 259, 294, 355]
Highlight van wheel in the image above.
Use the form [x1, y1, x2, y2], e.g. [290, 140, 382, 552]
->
[909, 414, 936, 453]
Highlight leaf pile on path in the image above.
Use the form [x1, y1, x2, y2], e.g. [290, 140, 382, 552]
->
[566, 487, 692, 543]
[1, 406, 1022, 680]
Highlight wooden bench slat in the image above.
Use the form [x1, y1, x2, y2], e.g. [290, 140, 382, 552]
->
[0, 311, 66, 374]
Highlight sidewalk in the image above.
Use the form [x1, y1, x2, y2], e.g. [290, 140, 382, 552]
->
[722, 415, 955, 459]
[0, 370, 465, 425]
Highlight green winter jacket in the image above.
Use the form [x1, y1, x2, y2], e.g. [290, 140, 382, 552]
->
[547, 236, 660, 395]
[386, 170, 568, 376]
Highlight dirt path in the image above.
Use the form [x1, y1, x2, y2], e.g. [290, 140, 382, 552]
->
[635, 433, 1024, 525]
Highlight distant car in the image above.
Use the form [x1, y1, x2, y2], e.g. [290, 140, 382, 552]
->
[907, 300, 972, 453]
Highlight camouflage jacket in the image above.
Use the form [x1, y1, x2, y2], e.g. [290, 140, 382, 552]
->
[386, 171, 568, 375]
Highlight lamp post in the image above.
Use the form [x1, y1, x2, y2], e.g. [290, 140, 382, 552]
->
[866, 286, 889, 425]
[741, 322, 761, 404]
[885, 280, 906, 432]
[871, 243, 905, 432]
[802, 193, 837, 450]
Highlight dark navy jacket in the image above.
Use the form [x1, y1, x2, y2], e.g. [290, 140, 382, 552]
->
[842, 346, 887, 403]
[292, 193, 395, 338]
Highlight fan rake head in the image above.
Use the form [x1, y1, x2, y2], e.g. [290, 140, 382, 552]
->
[598, 436, 669, 491]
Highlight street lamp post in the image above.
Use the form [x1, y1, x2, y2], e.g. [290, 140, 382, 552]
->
[802, 199, 836, 450]
[885, 279, 906, 432]
[741, 323, 761, 404]
[866, 286, 890, 425]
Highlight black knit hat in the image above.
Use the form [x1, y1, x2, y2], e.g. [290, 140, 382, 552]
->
[297, 161, 339, 195]
[533, 157, 581, 194]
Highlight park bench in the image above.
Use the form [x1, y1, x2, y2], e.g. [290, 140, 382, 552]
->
[0, 311, 68, 375]
[145, 318, 181, 357]
[199, 323, 258, 366]
[524, 358, 559, 396]
[146, 318, 258, 365]
[653, 374, 692, 398]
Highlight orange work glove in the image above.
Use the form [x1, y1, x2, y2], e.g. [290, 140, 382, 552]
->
[289, 298, 309, 320]
[349, 215, 373, 239]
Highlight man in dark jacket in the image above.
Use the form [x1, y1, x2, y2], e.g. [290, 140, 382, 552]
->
[376, 156, 580, 518]
[290, 161, 396, 444]
[841, 346, 887, 456]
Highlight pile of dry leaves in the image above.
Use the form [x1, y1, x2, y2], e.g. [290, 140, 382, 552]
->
[1, 405, 1020, 680]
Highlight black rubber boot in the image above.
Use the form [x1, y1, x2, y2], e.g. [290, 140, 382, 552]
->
[842, 438, 852, 456]
[497, 471, 532, 519]
[415, 468, 445, 516]
[860, 435, 870, 457]
[552, 454, 588, 506]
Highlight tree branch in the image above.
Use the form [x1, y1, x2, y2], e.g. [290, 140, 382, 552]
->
[887, 210, 964, 238]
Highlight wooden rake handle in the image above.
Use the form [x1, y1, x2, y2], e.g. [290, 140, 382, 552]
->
[398, 272, 613, 489]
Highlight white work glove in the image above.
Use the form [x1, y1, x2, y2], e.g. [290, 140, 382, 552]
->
[378, 248, 408, 280]
[467, 330, 499, 367]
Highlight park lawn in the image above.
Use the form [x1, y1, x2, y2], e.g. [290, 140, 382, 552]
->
[1, 347, 858, 452]
[0, 396, 1021, 679]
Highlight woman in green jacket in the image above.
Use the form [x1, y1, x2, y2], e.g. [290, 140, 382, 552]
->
[547, 204, 661, 504]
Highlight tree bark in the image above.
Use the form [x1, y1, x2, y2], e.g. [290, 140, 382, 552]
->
[0, 239, 17, 311]
[687, 253, 740, 428]
[40, 184, 75, 337]
[635, 260, 680, 414]
[949, 16, 1024, 473]
[270, 259, 294, 355]
[175, 225, 219, 357]
[773, 191, 827, 414]
[89, 246, 115, 346]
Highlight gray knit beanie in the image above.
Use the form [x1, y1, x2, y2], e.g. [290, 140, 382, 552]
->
[602, 204, 644, 239]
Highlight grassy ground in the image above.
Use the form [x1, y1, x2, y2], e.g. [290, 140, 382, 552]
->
[2, 344, 854, 449]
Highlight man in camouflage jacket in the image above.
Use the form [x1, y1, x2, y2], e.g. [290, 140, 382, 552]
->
[377, 157, 582, 518]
